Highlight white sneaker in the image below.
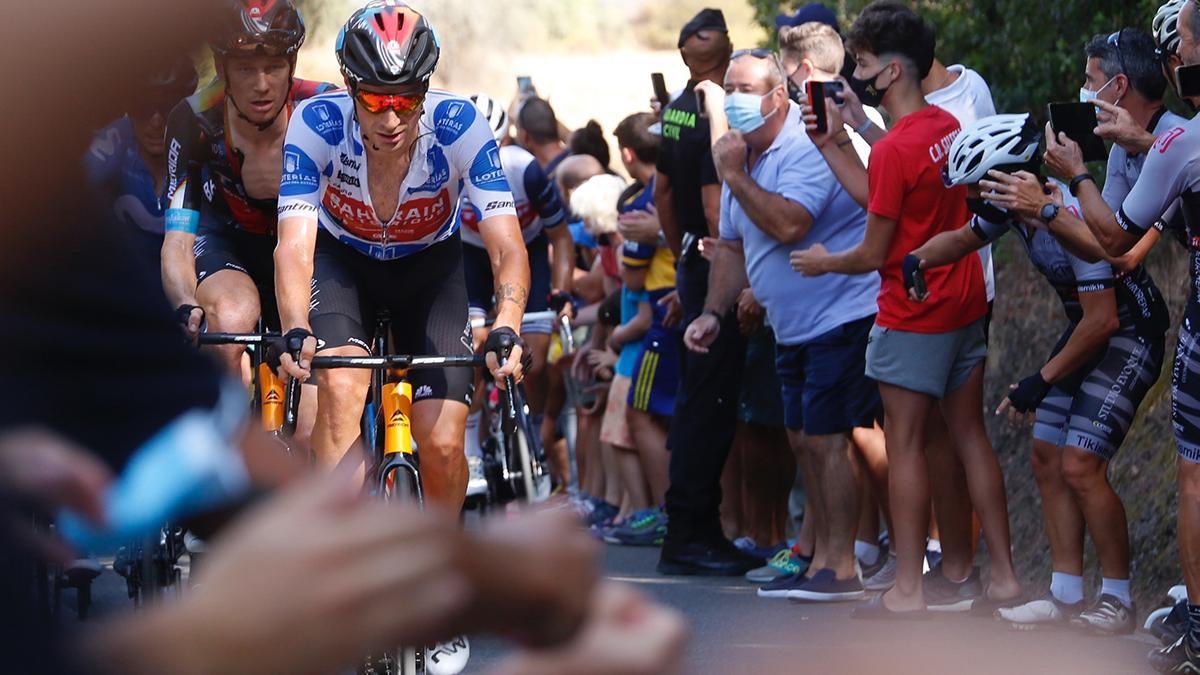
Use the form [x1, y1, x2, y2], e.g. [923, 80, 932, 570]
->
[426, 635, 470, 675]
[184, 531, 207, 554]
[996, 593, 1081, 630]
[864, 553, 897, 591]
[66, 555, 102, 580]
[465, 456, 488, 498]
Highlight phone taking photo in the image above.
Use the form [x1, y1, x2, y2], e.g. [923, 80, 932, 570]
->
[517, 75, 535, 96]
[651, 72, 670, 108]
[1047, 102, 1107, 163]
[807, 81, 829, 134]
[1177, 64, 1200, 98]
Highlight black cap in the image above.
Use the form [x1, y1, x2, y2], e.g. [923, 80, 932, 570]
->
[677, 8, 728, 49]
[775, 3, 840, 34]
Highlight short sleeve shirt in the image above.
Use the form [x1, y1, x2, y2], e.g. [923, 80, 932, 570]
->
[719, 105, 879, 346]
[656, 82, 719, 237]
[868, 105, 986, 333]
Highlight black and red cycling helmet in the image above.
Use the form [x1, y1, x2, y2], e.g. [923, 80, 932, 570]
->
[336, 1, 440, 89]
[211, 0, 306, 57]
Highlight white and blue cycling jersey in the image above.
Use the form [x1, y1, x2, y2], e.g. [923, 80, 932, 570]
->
[277, 89, 518, 261]
[84, 116, 167, 236]
[459, 144, 565, 247]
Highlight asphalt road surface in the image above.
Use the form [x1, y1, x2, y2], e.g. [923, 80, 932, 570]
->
[69, 542, 1163, 674]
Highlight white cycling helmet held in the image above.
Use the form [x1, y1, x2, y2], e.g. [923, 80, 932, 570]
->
[469, 93, 510, 142]
[1154, 0, 1186, 56]
[943, 113, 1041, 188]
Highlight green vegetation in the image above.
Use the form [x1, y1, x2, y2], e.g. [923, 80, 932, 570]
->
[749, 0, 1162, 115]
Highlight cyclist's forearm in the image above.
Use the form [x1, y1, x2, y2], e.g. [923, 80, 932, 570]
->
[275, 243, 314, 332]
[492, 247, 531, 332]
[161, 232, 199, 308]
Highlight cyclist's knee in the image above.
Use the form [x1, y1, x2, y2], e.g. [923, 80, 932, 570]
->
[1061, 448, 1106, 494]
[1030, 440, 1061, 476]
[204, 291, 260, 331]
[316, 369, 370, 411]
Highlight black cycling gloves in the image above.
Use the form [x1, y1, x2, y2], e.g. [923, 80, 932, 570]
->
[175, 303, 204, 327]
[483, 326, 533, 374]
[266, 327, 315, 373]
[548, 290, 574, 316]
[1007, 372, 1051, 413]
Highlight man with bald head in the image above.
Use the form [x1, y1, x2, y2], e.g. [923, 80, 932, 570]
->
[685, 51, 880, 598]
[556, 153, 606, 210]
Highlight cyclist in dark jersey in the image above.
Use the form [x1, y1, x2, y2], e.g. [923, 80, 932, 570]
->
[912, 113, 1168, 634]
[84, 57, 198, 278]
[161, 0, 333, 374]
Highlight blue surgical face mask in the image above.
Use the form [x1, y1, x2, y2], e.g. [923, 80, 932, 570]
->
[724, 89, 780, 134]
[1079, 76, 1117, 107]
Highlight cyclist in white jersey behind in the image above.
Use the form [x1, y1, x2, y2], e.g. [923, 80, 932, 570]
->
[459, 93, 574, 490]
[274, 1, 530, 515]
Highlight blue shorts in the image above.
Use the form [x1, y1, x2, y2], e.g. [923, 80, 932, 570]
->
[628, 325, 681, 417]
[463, 232, 551, 334]
[775, 315, 881, 435]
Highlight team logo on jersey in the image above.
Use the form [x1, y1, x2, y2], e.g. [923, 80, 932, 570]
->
[324, 187, 453, 243]
[469, 141, 509, 191]
[434, 99, 477, 145]
[407, 145, 450, 194]
[303, 101, 345, 144]
[280, 145, 320, 196]
[1156, 127, 1186, 154]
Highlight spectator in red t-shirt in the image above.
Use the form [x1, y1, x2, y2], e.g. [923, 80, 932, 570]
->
[790, 1, 1022, 618]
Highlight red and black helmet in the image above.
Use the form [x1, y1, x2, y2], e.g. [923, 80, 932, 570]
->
[211, 0, 306, 57]
[336, 1, 440, 89]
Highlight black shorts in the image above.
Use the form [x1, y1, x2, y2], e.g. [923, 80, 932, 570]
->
[309, 229, 474, 406]
[462, 232, 552, 334]
[194, 226, 279, 328]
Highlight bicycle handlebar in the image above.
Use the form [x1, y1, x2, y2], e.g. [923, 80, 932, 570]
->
[198, 332, 280, 346]
[309, 354, 486, 370]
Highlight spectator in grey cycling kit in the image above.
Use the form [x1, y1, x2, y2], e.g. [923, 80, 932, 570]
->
[273, 1, 529, 514]
[979, 3, 1200, 668]
[916, 113, 1168, 634]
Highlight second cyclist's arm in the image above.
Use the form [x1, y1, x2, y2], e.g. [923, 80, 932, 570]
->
[161, 101, 203, 310]
[275, 216, 318, 332]
[547, 223, 574, 297]
[1040, 287, 1119, 384]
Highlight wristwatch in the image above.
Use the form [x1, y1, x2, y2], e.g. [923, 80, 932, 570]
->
[702, 308, 724, 321]
[1038, 202, 1060, 225]
[1068, 173, 1095, 196]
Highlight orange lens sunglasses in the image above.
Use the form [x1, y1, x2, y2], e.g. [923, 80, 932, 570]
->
[354, 89, 425, 115]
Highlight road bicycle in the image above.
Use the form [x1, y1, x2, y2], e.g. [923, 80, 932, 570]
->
[288, 309, 490, 675]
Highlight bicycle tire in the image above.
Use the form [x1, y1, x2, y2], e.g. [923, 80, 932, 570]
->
[511, 426, 551, 504]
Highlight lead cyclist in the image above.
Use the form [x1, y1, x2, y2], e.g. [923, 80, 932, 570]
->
[274, 0, 529, 515]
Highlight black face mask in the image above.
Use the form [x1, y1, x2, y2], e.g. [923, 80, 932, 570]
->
[966, 197, 1010, 224]
[849, 63, 891, 108]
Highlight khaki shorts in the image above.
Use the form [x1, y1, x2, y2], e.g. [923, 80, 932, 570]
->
[600, 375, 635, 448]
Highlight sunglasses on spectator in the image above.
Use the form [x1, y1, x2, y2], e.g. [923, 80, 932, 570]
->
[353, 88, 426, 115]
[1107, 30, 1129, 79]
